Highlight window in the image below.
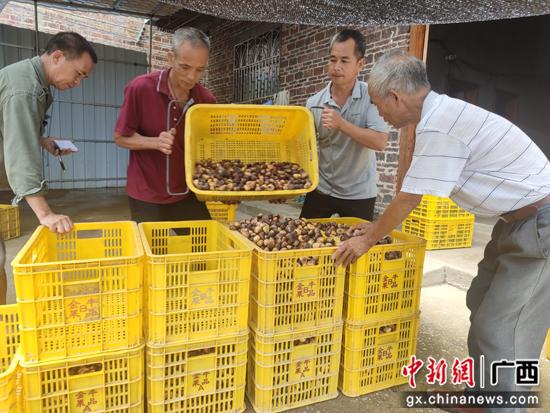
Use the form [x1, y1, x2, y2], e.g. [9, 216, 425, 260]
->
[233, 30, 280, 103]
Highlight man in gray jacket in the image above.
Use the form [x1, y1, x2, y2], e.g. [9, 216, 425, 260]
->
[0, 31, 96, 302]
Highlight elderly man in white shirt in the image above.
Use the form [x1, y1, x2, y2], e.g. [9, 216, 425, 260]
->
[334, 50, 550, 413]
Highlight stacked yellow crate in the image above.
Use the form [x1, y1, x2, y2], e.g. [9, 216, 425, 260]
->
[402, 195, 474, 250]
[11, 222, 145, 412]
[329, 218, 426, 397]
[241, 227, 344, 413]
[139, 220, 252, 413]
[0, 205, 20, 240]
[0, 305, 20, 413]
[206, 202, 238, 224]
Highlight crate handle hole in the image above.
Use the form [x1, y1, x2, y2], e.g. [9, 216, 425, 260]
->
[294, 337, 315, 346]
[68, 363, 103, 376]
[384, 251, 402, 260]
[379, 324, 397, 334]
[297, 256, 319, 267]
[169, 227, 191, 236]
[189, 347, 215, 358]
[77, 230, 103, 239]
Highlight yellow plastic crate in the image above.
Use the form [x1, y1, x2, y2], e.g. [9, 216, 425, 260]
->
[0, 205, 20, 240]
[239, 237, 345, 335]
[314, 218, 426, 324]
[21, 345, 144, 413]
[147, 332, 247, 413]
[184, 104, 318, 202]
[139, 220, 252, 345]
[0, 305, 20, 413]
[402, 215, 475, 250]
[206, 202, 238, 223]
[409, 195, 473, 219]
[12, 222, 143, 363]
[339, 314, 419, 397]
[546, 330, 550, 360]
[248, 324, 342, 413]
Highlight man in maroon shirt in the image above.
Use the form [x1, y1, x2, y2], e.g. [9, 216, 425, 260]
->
[114, 27, 215, 222]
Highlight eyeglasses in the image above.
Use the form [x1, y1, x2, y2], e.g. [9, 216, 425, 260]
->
[66, 58, 89, 80]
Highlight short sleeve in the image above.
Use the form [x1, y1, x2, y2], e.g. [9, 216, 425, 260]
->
[365, 100, 390, 133]
[114, 80, 142, 137]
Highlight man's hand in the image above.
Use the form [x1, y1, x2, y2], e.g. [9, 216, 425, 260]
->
[39, 213, 73, 233]
[350, 221, 371, 236]
[40, 138, 73, 156]
[157, 128, 176, 155]
[333, 233, 375, 267]
[321, 107, 344, 130]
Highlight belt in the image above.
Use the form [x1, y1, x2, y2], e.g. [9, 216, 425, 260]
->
[499, 194, 550, 224]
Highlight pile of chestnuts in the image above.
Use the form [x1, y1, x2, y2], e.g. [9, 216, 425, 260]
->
[192, 160, 312, 191]
[229, 214, 401, 262]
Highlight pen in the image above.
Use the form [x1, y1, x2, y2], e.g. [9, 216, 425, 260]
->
[58, 155, 66, 172]
[53, 142, 66, 172]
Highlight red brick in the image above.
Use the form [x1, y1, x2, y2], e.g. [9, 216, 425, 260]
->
[378, 173, 393, 184]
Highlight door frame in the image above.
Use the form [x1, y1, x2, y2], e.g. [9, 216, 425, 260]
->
[396, 25, 429, 191]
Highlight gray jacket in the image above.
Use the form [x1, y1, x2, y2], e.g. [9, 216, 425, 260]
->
[0, 56, 52, 202]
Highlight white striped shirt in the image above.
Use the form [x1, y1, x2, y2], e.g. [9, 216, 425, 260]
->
[401, 91, 550, 217]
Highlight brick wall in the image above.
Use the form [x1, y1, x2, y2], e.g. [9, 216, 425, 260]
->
[206, 20, 268, 104]
[207, 22, 412, 214]
[0, 0, 411, 213]
[0, 2, 171, 70]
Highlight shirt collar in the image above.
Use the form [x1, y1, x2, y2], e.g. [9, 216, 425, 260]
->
[30, 56, 49, 90]
[421, 90, 439, 119]
[322, 79, 361, 105]
[157, 68, 201, 101]
[157, 68, 171, 97]
[351, 80, 361, 99]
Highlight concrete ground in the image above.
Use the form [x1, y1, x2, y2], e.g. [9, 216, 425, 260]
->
[3, 188, 549, 412]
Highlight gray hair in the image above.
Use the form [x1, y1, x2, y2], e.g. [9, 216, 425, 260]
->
[172, 27, 210, 53]
[368, 49, 430, 97]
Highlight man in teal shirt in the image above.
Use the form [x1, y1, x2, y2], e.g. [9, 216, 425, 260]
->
[0, 31, 96, 302]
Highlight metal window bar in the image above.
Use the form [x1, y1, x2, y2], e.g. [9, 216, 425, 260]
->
[233, 30, 280, 103]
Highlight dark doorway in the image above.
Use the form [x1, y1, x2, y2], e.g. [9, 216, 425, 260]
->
[426, 15, 550, 157]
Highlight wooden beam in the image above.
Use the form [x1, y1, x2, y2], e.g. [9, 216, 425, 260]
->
[409, 24, 429, 61]
[396, 24, 429, 192]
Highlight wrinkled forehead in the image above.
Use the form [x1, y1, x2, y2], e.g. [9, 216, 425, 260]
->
[173, 41, 209, 58]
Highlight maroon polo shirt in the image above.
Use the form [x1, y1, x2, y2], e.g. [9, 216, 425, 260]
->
[115, 69, 216, 204]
